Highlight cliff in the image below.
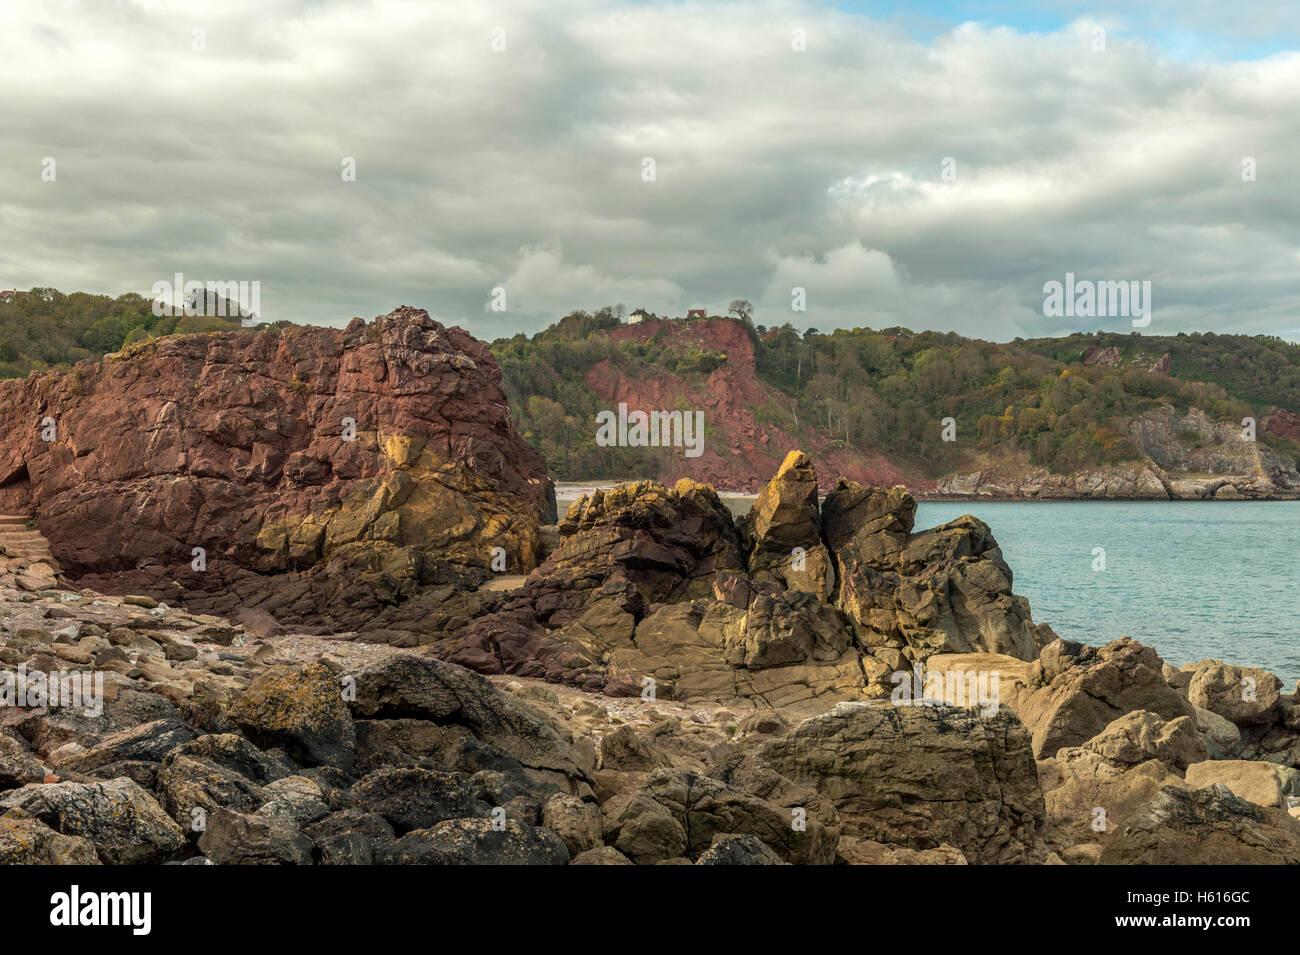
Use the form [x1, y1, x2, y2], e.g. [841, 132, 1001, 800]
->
[0, 307, 556, 617]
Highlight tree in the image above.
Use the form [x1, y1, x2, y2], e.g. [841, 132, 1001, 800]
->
[727, 299, 754, 323]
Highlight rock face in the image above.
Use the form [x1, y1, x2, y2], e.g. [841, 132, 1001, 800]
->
[756, 701, 1046, 864]
[1098, 784, 1300, 865]
[0, 307, 555, 632]
[442, 457, 1045, 720]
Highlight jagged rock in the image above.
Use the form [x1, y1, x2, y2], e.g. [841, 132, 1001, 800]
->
[156, 734, 290, 825]
[758, 700, 1045, 864]
[197, 807, 314, 865]
[1082, 710, 1206, 770]
[1016, 638, 1194, 758]
[741, 451, 833, 599]
[382, 818, 569, 865]
[695, 833, 789, 865]
[1099, 784, 1300, 864]
[0, 808, 101, 864]
[227, 662, 356, 768]
[0, 778, 186, 864]
[1187, 662, 1283, 727]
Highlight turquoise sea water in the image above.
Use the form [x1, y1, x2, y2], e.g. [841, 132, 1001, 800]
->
[915, 502, 1300, 686]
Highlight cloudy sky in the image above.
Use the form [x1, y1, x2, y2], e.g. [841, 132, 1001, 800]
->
[2, 0, 1299, 341]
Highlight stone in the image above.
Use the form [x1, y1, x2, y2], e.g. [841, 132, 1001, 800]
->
[1081, 710, 1206, 771]
[383, 818, 570, 865]
[1187, 662, 1283, 727]
[758, 700, 1045, 864]
[197, 807, 314, 865]
[1184, 760, 1287, 808]
[0, 778, 186, 864]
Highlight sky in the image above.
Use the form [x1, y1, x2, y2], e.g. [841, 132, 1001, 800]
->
[2, 0, 1298, 342]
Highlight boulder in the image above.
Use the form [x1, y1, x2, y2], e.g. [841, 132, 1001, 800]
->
[758, 700, 1045, 864]
[1016, 638, 1194, 758]
[0, 778, 186, 864]
[197, 807, 314, 865]
[1099, 784, 1300, 864]
[383, 818, 570, 865]
[1187, 662, 1283, 727]
[352, 768, 483, 834]
[0, 808, 101, 864]
[1184, 760, 1287, 808]
[695, 833, 789, 865]
[227, 662, 356, 768]
[1081, 710, 1206, 770]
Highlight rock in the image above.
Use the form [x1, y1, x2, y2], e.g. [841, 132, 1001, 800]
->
[383, 818, 569, 865]
[3, 308, 554, 636]
[347, 653, 586, 780]
[1037, 748, 1181, 853]
[54, 717, 196, 775]
[304, 809, 397, 865]
[1184, 760, 1287, 808]
[255, 775, 332, 828]
[605, 794, 688, 864]
[1187, 662, 1283, 727]
[0, 808, 101, 864]
[352, 768, 482, 834]
[1016, 638, 1194, 758]
[570, 845, 634, 865]
[1099, 784, 1300, 864]
[742, 451, 833, 599]
[0, 778, 186, 864]
[758, 700, 1045, 864]
[1081, 710, 1206, 770]
[0, 735, 47, 790]
[1194, 705, 1243, 759]
[836, 837, 968, 865]
[197, 807, 314, 865]
[695, 833, 789, 865]
[227, 662, 356, 768]
[541, 793, 603, 856]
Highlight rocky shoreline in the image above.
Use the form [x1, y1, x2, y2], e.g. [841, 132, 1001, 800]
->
[1, 311, 1297, 865]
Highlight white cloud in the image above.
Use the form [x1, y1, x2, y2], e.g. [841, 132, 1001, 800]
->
[0, 0, 1297, 339]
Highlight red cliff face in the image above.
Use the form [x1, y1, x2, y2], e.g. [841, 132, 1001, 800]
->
[0, 307, 555, 592]
[585, 318, 925, 492]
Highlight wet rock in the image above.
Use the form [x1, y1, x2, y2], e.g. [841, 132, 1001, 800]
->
[0, 778, 186, 864]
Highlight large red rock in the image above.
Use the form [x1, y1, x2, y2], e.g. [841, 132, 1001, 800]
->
[0, 307, 554, 617]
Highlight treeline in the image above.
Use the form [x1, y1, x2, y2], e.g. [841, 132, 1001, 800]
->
[1018, 330, 1300, 412]
[0, 288, 284, 380]
[752, 324, 1279, 475]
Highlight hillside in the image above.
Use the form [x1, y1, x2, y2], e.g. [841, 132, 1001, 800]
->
[4, 289, 1298, 498]
[493, 311, 1300, 498]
